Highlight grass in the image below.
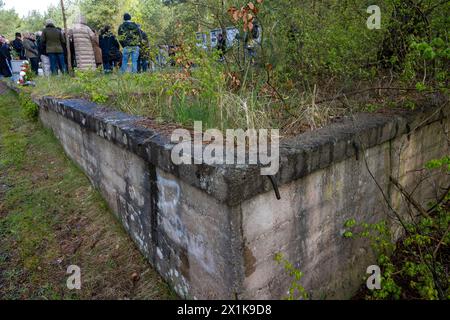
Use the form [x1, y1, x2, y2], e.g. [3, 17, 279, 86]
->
[31, 68, 253, 131]
[29, 66, 440, 139]
[0, 86, 176, 300]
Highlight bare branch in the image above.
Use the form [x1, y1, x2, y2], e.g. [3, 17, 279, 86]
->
[389, 176, 431, 220]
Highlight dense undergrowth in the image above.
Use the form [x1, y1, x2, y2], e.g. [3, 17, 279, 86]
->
[24, 0, 448, 135]
[346, 159, 450, 300]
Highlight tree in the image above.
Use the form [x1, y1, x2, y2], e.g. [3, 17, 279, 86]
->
[20, 10, 46, 32]
[80, 0, 123, 31]
[0, 1, 21, 39]
[379, 0, 450, 68]
[44, 1, 71, 28]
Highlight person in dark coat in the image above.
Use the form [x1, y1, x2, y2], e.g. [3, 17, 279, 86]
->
[0, 36, 12, 77]
[137, 27, 150, 73]
[99, 25, 121, 73]
[217, 33, 227, 61]
[41, 19, 67, 75]
[11, 33, 26, 60]
[118, 13, 141, 73]
[23, 33, 40, 75]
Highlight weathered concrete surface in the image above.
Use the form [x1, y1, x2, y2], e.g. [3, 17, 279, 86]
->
[15, 83, 448, 299]
[238, 102, 449, 299]
[37, 101, 239, 299]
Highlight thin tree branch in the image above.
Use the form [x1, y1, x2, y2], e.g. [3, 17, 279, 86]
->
[389, 176, 431, 220]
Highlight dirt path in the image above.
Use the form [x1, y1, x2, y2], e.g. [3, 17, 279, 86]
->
[0, 85, 175, 300]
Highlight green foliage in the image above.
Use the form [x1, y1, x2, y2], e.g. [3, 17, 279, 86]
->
[12, 0, 449, 134]
[33, 38, 276, 130]
[415, 82, 427, 92]
[274, 253, 308, 300]
[128, 0, 196, 45]
[73, 69, 109, 103]
[11, 0, 450, 83]
[18, 92, 39, 120]
[364, 104, 381, 112]
[0, 2, 21, 39]
[408, 37, 450, 88]
[259, 1, 386, 83]
[20, 10, 47, 33]
[344, 218, 357, 228]
[425, 156, 450, 173]
[0, 90, 175, 300]
[343, 231, 354, 239]
[43, 2, 65, 27]
[80, 0, 123, 31]
[343, 160, 450, 300]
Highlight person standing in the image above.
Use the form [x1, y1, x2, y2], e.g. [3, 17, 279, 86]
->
[35, 31, 51, 76]
[217, 33, 227, 61]
[11, 33, 26, 60]
[0, 36, 12, 77]
[99, 25, 121, 73]
[155, 44, 168, 69]
[92, 30, 103, 68]
[138, 27, 150, 73]
[244, 23, 260, 64]
[41, 19, 67, 75]
[118, 13, 141, 73]
[69, 16, 96, 71]
[23, 33, 40, 75]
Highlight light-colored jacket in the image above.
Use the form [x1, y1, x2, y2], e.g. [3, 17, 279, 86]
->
[69, 21, 96, 70]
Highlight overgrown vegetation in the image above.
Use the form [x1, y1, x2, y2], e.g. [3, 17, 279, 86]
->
[15, 0, 445, 134]
[18, 92, 39, 120]
[344, 157, 450, 300]
[0, 88, 175, 299]
[1, 0, 448, 300]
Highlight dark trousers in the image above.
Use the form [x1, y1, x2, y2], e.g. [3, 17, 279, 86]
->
[141, 59, 149, 72]
[103, 58, 112, 73]
[0, 58, 12, 77]
[48, 53, 67, 75]
[29, 57, 39, 75]
[137, 55, 149, 73]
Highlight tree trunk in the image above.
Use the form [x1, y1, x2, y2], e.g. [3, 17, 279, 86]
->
[60, 0, 73, 75]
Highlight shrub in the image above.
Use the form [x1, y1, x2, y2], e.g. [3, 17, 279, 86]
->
[343, 157, 450, 300]
[18, 92, 39, 120]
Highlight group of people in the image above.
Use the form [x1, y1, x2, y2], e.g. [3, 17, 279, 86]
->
[0, 13, 150, 78]
[0, 12, 260, 79]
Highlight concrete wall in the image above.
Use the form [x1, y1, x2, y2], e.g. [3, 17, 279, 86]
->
[240, 120, 448, 299]
[31, 91, 448, 300]
[38, 100, 239, 299]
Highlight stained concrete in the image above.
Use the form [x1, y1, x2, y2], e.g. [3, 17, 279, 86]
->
[9, 82, 447, 299]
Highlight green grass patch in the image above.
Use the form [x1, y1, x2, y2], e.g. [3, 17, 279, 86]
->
[0, 89, 175, 300]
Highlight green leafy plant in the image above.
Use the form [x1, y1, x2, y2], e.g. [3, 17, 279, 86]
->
[343, 157, 450, 300]
[18, 92, 39, 120]
[407, 37, 450, 89]
[274, 253, 308, 300]
[23, 0, 449, 136]
[426, 156, 450, 172]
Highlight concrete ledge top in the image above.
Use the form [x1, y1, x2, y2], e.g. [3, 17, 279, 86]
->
[6, 81, 448, 206]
